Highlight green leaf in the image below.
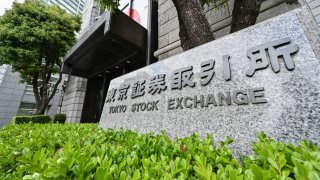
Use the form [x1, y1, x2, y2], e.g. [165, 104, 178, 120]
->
[251, 164, 264, 179]
[194, 164, 214, 180]
[94, 167, 107, 180]
[119, 171, 127, 180]
[132, 169, 141, 180]
[119, 159, 126, 171]
[267, 157, 278, 170]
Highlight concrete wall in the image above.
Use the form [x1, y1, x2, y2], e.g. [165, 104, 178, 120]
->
[306, 0, 320, 25]
[0, 66, 25, 127]
[155, 0, 301, 60]
[0, 65, 63, 128]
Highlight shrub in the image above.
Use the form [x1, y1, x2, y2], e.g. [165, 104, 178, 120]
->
[53, 113, 66, 123]
[12, 115, 52, 124]
[0, 124, 319, 179]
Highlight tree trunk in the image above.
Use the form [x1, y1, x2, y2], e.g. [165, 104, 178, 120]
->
[33, 52, 43, 115]
[172, 0, 214, 51]
[230, 0, 263, 33]
[32, 73, 42, 114]
[37, 105, 46, 114]
[33, 70, 63, 115]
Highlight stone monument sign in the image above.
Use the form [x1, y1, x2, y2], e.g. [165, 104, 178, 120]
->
[100, 8, 320, 154]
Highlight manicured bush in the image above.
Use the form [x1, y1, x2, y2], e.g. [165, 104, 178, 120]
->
[53, 113, 66, 123]
[0, 123, 319, 179]
[12, 115, 52, 124]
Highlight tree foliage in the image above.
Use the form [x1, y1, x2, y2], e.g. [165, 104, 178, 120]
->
[100, 0, 120, 11]
[0, 0, 81, 114]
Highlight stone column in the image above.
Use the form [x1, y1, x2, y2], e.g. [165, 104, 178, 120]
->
[61, 76, 87, 123]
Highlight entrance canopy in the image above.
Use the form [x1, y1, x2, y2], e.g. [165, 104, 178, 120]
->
[62, 10, 147, 78]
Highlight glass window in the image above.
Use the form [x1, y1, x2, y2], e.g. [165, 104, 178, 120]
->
[17, 103, 52, 116]
[17, 103, 36, 116]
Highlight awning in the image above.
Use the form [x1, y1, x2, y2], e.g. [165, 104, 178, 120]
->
[61, 10, 147, 78]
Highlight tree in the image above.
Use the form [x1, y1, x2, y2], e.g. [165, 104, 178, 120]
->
[0, 0, 81, 114]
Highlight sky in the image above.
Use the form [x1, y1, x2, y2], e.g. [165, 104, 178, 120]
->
[0, 0, 24, 16]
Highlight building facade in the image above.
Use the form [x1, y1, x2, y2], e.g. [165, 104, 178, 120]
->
[0, 0, 85, 128]
[41, 0, 85, 14]
[60, 0, 320, 124]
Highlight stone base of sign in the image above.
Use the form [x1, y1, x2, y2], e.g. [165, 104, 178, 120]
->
[100, 7, 320, 155]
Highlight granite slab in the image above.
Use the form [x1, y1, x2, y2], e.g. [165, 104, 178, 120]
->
[99, 8, 320, 155]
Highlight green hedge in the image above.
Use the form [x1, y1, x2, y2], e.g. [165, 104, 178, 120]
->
[12, 115, 52, 124]
[0, 123, 319, 179]
[53, 113, 66, 123]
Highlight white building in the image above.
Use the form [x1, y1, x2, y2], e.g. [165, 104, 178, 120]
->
[41, 0, 85, 14]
